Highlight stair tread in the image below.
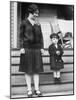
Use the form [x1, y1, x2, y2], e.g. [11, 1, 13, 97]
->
[11, 83, 73, 95]
[11, 90, 73, 99]
[11, 73, 73, 86]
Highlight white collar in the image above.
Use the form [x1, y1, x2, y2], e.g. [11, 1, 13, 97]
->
[28, 17, 35, 26]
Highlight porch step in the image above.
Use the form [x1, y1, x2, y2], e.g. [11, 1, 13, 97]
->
[11, 90, 73, 99]
[11, 48, 73, 57]
[11, 56, 73, 64]
[11, 72, 73, 86]
[11, 64, 73, 74]
[11, 83, 73, 96]
[10, 48, 74, 98]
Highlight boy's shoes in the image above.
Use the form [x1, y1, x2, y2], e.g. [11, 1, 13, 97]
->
[34, 90, 42, 97]
[54, 78, 61, 84]
[57, 78, 61, 81]
[57, 78, 61, 84]
[54, 78, 58, 84]
[54, 78, 57, 81]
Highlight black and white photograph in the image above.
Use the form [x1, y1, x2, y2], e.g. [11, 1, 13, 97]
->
[10, 1, 74, 99]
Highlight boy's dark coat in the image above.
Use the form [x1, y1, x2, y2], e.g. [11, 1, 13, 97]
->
[48, 44, 64, 70]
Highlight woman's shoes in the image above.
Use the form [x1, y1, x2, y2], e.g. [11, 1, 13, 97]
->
[27, 90, 42, 97]
[34, 90, 42, 97]
[27, 90, 33, 98]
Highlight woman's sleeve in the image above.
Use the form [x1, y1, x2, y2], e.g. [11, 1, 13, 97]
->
[39, 25, 44, 48]
[60, 46, 64, 55]
[19, 21, 34, 48]
[19, 22, 25, 48]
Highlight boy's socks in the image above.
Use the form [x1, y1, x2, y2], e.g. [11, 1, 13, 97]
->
[56, 71, 60, 78]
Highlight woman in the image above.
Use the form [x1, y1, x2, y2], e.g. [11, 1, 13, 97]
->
[19, 4, 44, 97]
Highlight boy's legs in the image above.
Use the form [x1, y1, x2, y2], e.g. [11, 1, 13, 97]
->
[53, 70, 61, 83]
[33, 74, 39, 91]
[56, 70, 60, 78]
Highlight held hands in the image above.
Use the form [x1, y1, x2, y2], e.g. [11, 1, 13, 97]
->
[56, 50, 60, 55]
[20, 48, 25, 54]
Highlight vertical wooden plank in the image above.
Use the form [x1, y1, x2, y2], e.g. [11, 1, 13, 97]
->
[13, 2, 17, 48]
[10, 2, 17, 48]
[10, 2, 14, 48]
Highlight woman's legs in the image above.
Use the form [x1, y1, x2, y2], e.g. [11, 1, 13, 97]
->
[33, 73, 42, 95]
[25, 74, 32, 94]
[53, 71, 57, 78]
[33, 74, 39, 91]
[25, 73, 41, 96]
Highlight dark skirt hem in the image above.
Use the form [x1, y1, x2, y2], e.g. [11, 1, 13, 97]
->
[19, 49, 43, 74]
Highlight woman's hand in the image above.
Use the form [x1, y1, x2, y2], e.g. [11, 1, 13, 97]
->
[20, 48, 25, 54]
[41, 49, 45, 54]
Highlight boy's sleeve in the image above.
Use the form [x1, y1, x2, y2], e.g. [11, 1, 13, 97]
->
[60, 46, 64, 55]
[48, 45, 56, 55]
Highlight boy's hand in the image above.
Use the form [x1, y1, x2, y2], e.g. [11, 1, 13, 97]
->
[56, 51, 60, 55]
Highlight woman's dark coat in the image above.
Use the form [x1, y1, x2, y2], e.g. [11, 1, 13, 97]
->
[48, 44, 64, 70]
[19, 19, 43, 49]
[19, 19, 44, 74]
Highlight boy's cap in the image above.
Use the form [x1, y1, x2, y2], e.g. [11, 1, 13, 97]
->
[50, 33, 59, 39]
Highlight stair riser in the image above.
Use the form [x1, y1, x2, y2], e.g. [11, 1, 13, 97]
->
[11, 64, 73, 73]
[11, 50, 73, 57]
[11, 73, 73, 86]
[11, 56, 73, 64]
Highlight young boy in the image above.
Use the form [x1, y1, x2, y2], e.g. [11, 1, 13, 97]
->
[48, 33, 64, 83]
